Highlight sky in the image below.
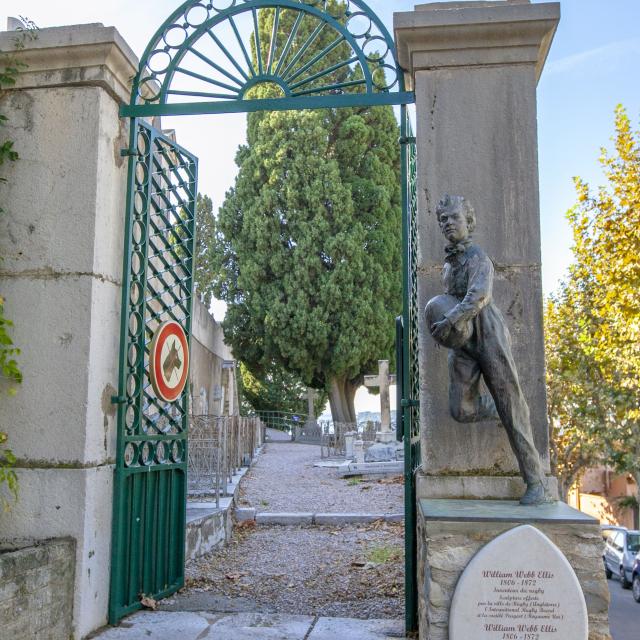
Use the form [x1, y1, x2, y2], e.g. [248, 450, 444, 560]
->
[3, 1, 639, 414]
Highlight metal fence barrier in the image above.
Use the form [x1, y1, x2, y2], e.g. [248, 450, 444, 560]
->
[187, 415, 264, 506]
[319, 420, 381, 458]
[294, 420, 322, 444]
[252, 411, 309, 437]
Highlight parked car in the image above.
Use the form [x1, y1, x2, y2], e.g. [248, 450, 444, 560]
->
[601, 524, 626, 542]
[632, 553, 640, 603]
[603, 528, 640, 588]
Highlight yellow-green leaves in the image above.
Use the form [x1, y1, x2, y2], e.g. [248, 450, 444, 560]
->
[546, 106, 640, 500]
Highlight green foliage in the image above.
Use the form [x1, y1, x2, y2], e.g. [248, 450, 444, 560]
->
[200, 4, 402, 422]
[238, 360, 325, 416]
[0, 18, 38, 198]
[0, 296, 22, 391]
[194, 193, 217, 307]
[545, 291, 607, 499]
[545, 105, 640, 500]
[616, 495, 639, 511]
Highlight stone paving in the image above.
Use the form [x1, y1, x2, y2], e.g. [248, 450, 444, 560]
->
[93, 611, 405, 639]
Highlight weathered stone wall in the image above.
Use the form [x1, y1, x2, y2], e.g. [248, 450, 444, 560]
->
[190, 297, 236, 416]
[0, 24, 239, 638]
[0, 24, 135, 638]
[0, 538, 76, 640]
[417, 515, 610, 640]
[185, 507, 233, 561]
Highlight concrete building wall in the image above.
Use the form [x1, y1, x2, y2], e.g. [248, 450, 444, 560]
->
[568, 468, 639, 529]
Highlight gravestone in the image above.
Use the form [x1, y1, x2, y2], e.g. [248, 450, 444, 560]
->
[364, 360, 400, 463]
[306, 388, 317, 421]
[363, 360, 397, 444]
[294, 388, 322, 444]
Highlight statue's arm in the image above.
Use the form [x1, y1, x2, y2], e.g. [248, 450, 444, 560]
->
[444, 252, 494, 326]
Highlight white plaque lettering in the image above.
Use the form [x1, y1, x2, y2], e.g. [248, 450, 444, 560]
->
[450, 525, 588, 640]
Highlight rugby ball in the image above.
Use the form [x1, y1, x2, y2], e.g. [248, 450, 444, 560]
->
[425, 294, 473, 349]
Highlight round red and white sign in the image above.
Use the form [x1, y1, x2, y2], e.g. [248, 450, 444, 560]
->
[149, 321, 189, 402]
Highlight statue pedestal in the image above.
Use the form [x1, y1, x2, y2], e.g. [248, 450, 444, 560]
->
[417, 500, 610, 640]
[417, 472, 559, 501]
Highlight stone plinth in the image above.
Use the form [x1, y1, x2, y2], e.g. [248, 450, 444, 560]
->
[0, 24, 138, 639]
[417, 473, 558, 501]
[394, 1, 560, 490]
[0, 538, 76, 640]
[417, 500, 610, 640]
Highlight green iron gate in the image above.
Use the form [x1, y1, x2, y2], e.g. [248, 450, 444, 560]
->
[110, 120, 198, 623]
[110, 0, 417, 628]
[397, 104, 421, 633]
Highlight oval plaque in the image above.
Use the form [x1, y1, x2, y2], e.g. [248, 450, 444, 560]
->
[149, 321, 189, 402]
[450, 525, 588, 640]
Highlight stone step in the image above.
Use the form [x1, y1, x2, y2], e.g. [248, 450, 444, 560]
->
[242, 511, 404, 525]
[92, 611, 405, 639]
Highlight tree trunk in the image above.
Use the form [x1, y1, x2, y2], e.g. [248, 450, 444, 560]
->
[328, 376, 358, 424]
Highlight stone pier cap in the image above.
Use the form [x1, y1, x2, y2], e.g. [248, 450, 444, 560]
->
[394, 1, 560, 90]
[0, 23, 140, 103]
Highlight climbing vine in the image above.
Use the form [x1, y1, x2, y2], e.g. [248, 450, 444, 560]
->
[0, 17, 37, 508]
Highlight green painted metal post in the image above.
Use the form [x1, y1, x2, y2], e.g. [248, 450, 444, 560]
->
[400, 103, 421, 634]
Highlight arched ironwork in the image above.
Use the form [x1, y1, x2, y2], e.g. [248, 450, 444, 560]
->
[122, 0, 413, 117]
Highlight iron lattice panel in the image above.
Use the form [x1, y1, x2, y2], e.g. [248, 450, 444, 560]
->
[110, 120, 198, 623]
[406, 116, 421, 470]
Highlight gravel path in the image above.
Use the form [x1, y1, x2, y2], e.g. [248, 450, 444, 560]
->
[185, 522, 405, 620]
[238, 441, 404, 513]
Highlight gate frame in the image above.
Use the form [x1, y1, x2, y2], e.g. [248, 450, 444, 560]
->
[110, 0, 418, 630]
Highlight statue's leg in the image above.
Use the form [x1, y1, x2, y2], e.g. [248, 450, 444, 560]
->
[479, 336, 545, 486]
[448, 350, 499, 423]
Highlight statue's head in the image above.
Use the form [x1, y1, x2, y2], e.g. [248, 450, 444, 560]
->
[436, 194, 475, 243]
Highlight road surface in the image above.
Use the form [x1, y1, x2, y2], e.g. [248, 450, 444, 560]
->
[608, 575, 639, 639]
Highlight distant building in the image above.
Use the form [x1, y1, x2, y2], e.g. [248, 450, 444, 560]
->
[568, 467, 639, 529]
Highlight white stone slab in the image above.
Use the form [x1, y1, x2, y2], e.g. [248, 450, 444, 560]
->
[450, 524, 588, 639]
[308, 617, 404, 640]
[94, 611, 313, 639]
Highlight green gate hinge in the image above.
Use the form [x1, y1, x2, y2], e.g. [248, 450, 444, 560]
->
[401, 398, 419, 408]
[111, 395, 127, 404]
[399, 136, 416, 145]
[120, 147, 137, 157]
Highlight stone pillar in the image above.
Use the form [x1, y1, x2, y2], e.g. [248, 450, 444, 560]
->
[222, 360, 237, 416]
[0, 24, 137, 638]
[395, 5, 611, 639]
[306, 387, 317, 419]
[395, 1, 560, 500]
[344, 431, 356, 460]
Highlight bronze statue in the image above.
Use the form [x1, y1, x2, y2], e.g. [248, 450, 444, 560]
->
[425, 195, 551, 505]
